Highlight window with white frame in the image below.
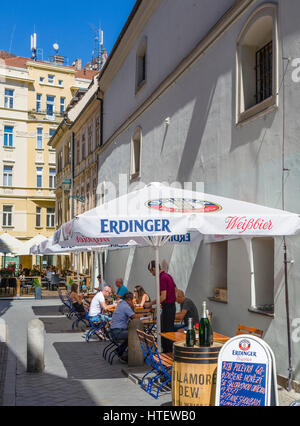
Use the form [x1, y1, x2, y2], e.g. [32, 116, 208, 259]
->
[4, 89, 14, 109]
[36, 167, 43, 188]
[46, 95, 55, 119]
[136, 37, 147, 92]
[46, 207, 55, 227]
[60, 97, 65, 115]
[130, 127, 142, 179]
[236, 4, 278, 123]
[3, 165, 13, 187]
[36, 127, 43, 149]
[49, 128, 56, 137]
[4, 126, 13, 147]
[48, 74, 55, 84]
[2, 205, 12, 227]
[250, 237, 274, 314]
[49, 168, 56, 188]
[36, 94, 42, 112]
[36, 207, 42, 227]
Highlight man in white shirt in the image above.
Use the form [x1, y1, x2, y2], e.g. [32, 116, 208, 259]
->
[88, 286, 117, 322]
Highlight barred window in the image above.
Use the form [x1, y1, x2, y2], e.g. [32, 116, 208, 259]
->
[255, 41, 272, 104]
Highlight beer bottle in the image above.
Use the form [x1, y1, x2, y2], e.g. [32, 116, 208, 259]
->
[199, 301, 212, 347]
[186, 317, 195, 347]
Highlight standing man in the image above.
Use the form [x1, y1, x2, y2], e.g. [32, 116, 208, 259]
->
[146, 260, 176, 353]
[115, 278, 128, 300]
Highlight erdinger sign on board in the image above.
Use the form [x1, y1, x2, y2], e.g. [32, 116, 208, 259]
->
[215, 335, 278, 406]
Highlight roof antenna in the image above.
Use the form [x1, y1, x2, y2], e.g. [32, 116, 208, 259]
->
[30, 29, 37, 60]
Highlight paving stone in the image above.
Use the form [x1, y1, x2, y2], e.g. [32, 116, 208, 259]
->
[1, 298, 299, 406]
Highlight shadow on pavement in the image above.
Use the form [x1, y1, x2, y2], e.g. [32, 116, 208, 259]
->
[53, 341, 126, 380]
[32, 306, 64, 316]
[38, 317, 85, 333]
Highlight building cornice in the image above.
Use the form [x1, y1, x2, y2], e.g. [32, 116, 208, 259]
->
[26, 61, 76, 75]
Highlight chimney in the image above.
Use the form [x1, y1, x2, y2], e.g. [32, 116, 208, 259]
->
[72, 58, 82, 70]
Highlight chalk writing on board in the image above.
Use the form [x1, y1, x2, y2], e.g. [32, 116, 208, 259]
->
[219, 361, 266, 406]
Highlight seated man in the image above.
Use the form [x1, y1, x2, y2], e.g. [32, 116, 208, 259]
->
[88, 286, 117, 322]
[174, 289, 199, 331]
[110, 292, 141, 361]
[115, 278, 128, 300]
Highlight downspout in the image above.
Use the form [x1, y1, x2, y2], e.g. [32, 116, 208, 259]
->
[282, 49, 293, 390]
[71, 131, 75, 219]
[96, 89, 104, 147]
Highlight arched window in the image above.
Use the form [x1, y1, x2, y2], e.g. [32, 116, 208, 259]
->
[136, 37, 147, 92]
[236, 4, 278, 123]
[130, 127, 142, 180]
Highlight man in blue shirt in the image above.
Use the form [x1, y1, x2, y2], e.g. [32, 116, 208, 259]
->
[110, 292, 139, 361]
[115, 278, 129, 299]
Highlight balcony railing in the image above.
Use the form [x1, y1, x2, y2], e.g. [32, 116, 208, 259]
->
[28, 109, 64, 122]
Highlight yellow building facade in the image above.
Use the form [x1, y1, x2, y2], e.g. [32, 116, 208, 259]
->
[0, 52, 95, 268]
[49, 75, 101, 274]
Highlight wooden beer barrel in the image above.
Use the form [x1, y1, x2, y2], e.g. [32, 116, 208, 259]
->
[172, 341, 222, 406]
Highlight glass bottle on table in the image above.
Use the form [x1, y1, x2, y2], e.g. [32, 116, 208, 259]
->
[186, 317, 196, 347]
[199, 301, 213, 347]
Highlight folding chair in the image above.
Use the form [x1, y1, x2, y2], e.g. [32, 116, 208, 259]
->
[137, 329, 173, 399]
[57, 288, 73, 316]
[102, 327, 127, 365]
[85, 314, 109, 342]
[136, 329, 157, 392]
[236, 324, 263, 338]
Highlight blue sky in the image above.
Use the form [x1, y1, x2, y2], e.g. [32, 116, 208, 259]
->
[0, 0, 137, 66]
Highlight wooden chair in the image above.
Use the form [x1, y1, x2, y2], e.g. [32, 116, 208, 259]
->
[236, 324, 263, 338]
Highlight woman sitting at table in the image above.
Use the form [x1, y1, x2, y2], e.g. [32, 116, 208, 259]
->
[134, 285, 150, 308]
[69, 283, 89, 313]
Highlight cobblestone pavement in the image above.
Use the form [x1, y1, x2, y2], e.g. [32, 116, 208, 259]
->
[0, 298, 299, 407]
[0, 298, 171, 406]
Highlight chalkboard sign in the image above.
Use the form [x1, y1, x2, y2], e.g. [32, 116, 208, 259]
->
[215, 335, 277, 406]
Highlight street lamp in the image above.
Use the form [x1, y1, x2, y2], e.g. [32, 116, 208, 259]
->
[62, 178, 71, 192]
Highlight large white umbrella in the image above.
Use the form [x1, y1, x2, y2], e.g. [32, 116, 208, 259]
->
[0, 232, 24, 254]
[53, 182, 300, 351]
[16, 234, 48, 256]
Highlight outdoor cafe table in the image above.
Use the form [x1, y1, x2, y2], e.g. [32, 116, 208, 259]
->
[160, 331, 230, 343]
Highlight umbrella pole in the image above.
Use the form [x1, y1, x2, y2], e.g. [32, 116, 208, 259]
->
[283, 237, 293, 391]
[154, 245, 162, 353]
[100, 249, 104, 289]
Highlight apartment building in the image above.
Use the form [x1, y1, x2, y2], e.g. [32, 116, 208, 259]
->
[49, 74, 101, 273]
[0, 51, 96, 267]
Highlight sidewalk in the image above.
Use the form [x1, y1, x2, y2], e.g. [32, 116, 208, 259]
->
[0, 298, 171, 406]
[0, 298, 299, 406]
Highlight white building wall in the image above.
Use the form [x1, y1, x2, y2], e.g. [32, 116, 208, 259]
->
[99, 0, 300, 384]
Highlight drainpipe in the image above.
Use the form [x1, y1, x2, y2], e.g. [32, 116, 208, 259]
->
[283, 237, 293, 392]
[96, 89, 104, 147]
[71, 131, 75, 219]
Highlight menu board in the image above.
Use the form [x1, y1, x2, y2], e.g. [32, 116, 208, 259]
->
[215, 335, 277, 406]
[219, 361, 267, 406]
